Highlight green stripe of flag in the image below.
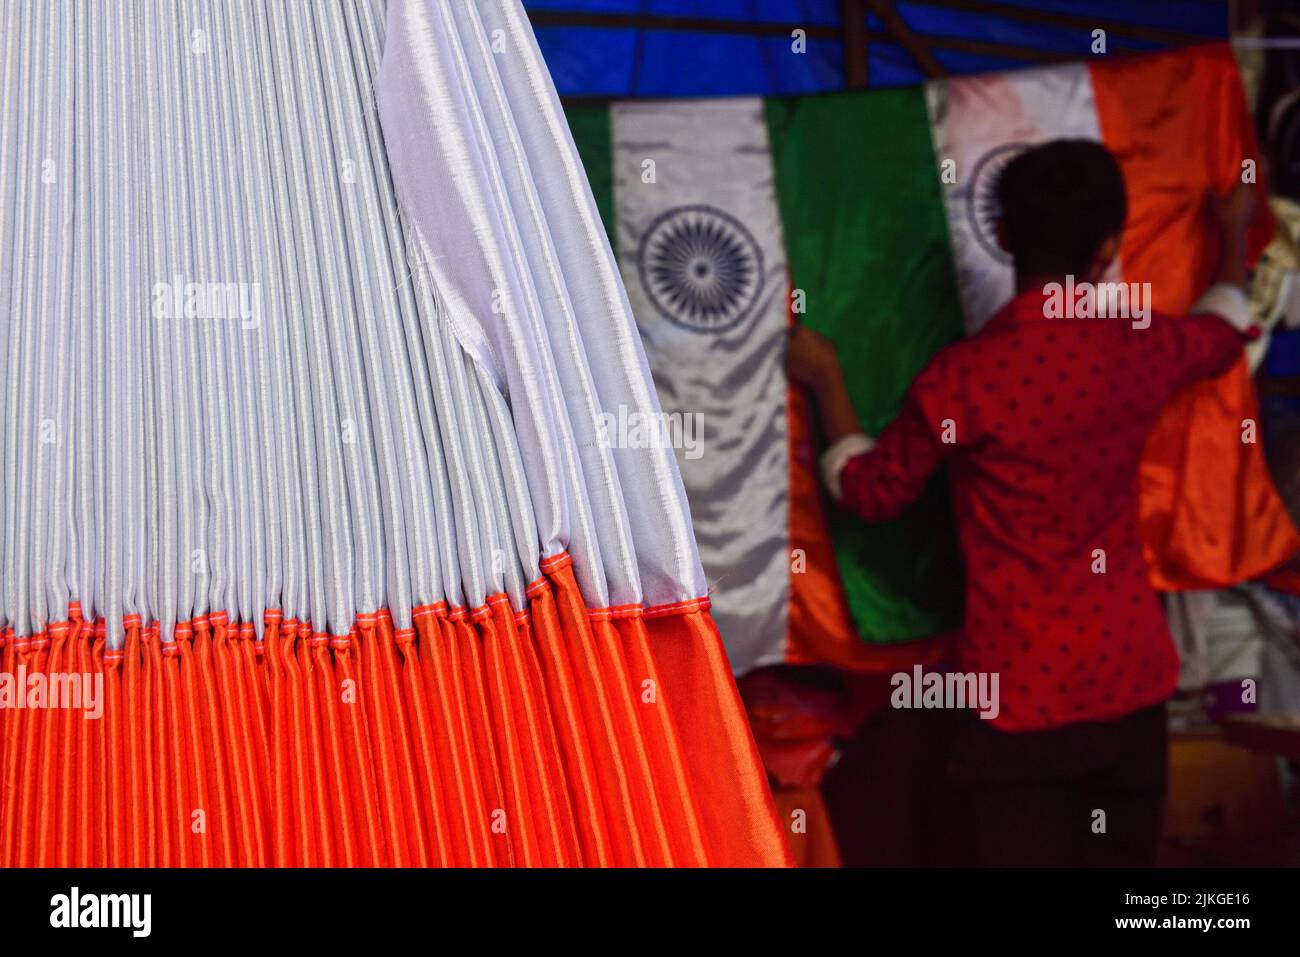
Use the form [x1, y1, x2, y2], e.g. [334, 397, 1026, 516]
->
[766, 88, 963, 643]
[565, 103, 615, 244]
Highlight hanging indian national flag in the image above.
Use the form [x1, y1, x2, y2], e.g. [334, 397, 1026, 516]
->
[566, 42, 1300, 677]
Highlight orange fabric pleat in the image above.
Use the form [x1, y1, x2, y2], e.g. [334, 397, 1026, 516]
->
[646, 608, 796, 867]
[524, 583, 614, 867]
[143, 628, 172, 868]
[590, 616, 676, 866]
[772, 786, 842, 868]
[76, 623, 99, 866]
[456, 617, 514, 866]
[122, 621, 147, 867]
[1139, 358, 1300, 587]
[160, 632, 191, 868]
[476, 607, 542, 866]
[0, 564, 789, 867]
[176, 626, 214, 866]
[392, 623, 455, 866]
[15, 633, 48, 867]
[299, 632, 339, 866]
[415, 611, 493, 866]
[0, 631, 18, 865]
[333, 633, 386, 866]
[57, 622, 82, 868]
[614, 616, 711, 866]
[101, 636, 125, 868]
[358, 617, 423, 866]
[311, 638, 362, 867]
[486, 601, 580, 866]
[264, 616, 295, 866]
[33, 625, 64, 867]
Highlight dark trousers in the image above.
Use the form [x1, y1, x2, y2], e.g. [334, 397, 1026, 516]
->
[947, 703, 1169, 867]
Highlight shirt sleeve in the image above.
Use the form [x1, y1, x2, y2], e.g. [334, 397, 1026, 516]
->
[820, 432, 874, 500]
[821, 387, 950, 523]
[1169, 283, 1256, 388]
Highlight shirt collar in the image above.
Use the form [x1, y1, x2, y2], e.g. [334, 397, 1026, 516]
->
[986, 286, 1055, 330]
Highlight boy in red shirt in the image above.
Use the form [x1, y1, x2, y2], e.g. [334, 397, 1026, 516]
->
[789, 140, 1258, 866]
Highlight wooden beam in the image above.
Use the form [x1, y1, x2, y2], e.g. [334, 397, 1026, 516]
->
[841, 0, 870, 88]
[866, 0, 946, 76]
[896, 30, 1066, 63]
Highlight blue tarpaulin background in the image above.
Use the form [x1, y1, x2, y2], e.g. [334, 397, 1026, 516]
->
[524, 0, 1229, 97]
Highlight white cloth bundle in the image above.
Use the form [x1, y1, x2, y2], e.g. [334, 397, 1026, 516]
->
[0, 0, 706, 648]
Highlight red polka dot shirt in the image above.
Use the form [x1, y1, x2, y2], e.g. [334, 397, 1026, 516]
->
[827, 286, 1250, 731]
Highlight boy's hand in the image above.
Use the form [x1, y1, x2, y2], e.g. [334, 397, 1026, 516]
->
[787, 324, 864, 444]
[1204, 181, 1255, 239]
[786, 325, 842, 389]
[1203, 182, 1256, 290]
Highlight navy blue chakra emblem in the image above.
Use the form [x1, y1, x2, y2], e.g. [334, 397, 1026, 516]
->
[966, 141, 1028, 265]
[637, 204, 764, 334]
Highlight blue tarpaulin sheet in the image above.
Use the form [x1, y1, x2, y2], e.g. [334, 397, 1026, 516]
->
[524, 0, 1229, 97]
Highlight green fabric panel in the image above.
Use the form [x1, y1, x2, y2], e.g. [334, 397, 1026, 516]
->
[766, 89, 965, 644]
[562, 103, 615, 245]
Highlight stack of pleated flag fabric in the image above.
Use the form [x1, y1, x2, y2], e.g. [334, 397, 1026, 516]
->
[0, 0, 791, 867]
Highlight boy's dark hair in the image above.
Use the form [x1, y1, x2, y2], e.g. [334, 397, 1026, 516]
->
[996, 139, 1127, 277]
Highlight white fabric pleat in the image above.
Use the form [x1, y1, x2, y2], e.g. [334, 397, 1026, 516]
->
[469, 0, 707, 607]
[0, 0, 708, 648]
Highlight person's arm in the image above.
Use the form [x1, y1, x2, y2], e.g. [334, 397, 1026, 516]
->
[786, 327, 864, 446]
[1208, 182, 1253, 292]
[1191, 181, 1260, 334]
[1168, 183, 1263, 385]
[787, 326, 949, 520]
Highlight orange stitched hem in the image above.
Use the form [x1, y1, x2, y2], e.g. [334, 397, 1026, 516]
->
[5, 553, 712, 645]
[0, 563, 790, 869]
[538, 551, 573, 574]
